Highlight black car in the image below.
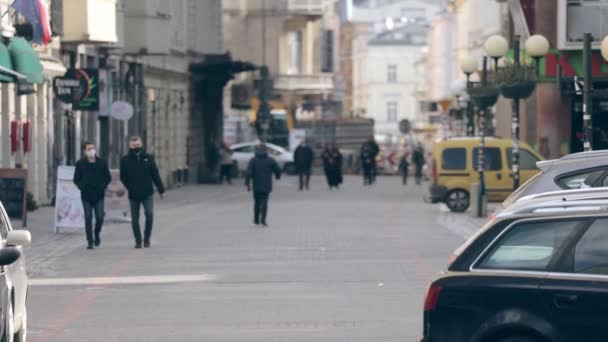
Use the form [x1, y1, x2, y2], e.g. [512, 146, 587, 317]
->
[422, 205, 608, 342]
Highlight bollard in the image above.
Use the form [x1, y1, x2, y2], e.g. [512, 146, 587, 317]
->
[469, 182, 487, 218]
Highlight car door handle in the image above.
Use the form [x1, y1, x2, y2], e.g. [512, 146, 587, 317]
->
[554, 294, 579, 308]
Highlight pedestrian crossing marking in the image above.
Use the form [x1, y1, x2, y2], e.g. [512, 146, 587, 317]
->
[29, 274, 218, 286]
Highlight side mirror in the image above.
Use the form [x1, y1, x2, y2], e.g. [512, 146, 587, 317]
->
[7, 230, 31, 247]
[0, 248, 20, 266]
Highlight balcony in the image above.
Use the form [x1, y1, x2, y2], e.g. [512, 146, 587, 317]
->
[223, 0, 325, 17]
[61, 0, 117, 44]
[274, 73, 334, 94]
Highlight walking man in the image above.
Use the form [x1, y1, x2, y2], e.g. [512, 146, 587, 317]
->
[120, 136, 165, 248]
[361, 137, 380, 184]
[73, 142, 111, 249]
[245, 144, 281, 226]
[399, 150, 410, 186]
[294, 139, 314, 191]
[412, 144, 426, 185]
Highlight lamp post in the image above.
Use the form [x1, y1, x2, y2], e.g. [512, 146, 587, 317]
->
[460, 56, 478, 136]
[484, 33, 549, 190]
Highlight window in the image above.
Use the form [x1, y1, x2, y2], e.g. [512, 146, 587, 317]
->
[478, 220, 583, 271]
[442, 148, 466, 170]
[387, 64, 397, 82]
[558, 168, 607, 189]
[507, 149, 540, 170]
[574, 219, 608, 275]
[386, 101, 398, 122]
[473, 147, 502, 171]
[287, 31, 302, 75]
[322, 30, 334, 73]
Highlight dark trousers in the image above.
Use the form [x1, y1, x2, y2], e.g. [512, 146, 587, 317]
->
[129, 197, 154, 243]
[253, 192, 270, 224]
[402, 171, 409, 185]
[82, 199, 104, 244]
[298, 171, 311, 190]
[363, 166, 373, 185]
[220, 164, 233, 184]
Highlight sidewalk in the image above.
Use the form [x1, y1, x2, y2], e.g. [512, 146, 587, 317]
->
[434, 203, 497, 241]
[12, 184, 233, 277]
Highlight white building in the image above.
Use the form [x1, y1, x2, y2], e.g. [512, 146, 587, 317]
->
[353, 24, 427, 143]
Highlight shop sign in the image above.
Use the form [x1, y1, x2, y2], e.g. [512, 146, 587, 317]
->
[53, 68, 99, 111]
[507, 49, 608, 81]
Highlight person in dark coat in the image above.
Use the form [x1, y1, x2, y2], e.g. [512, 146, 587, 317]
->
[120, 136, 165, 249]
[245, 144, 281, 226]
[399, 151, 410, 186]
[412, 145, 426, 185]
[361, 137, 380, 184]
[294, 139, 315, 191]
[321, 144, 342, 189]
[360, 144, 375, 186]
[73, 142, 111, 249]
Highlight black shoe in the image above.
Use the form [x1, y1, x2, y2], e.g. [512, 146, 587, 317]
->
[261, 222, 268, 227]
[87, 243, 94, 250]
[94, 237, 101, 247]
[135, 242, 143, 249]
[144, 240, 151, 248]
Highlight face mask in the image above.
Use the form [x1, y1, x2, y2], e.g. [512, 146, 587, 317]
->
[85, 149, 96, 158]
[131, 147, 142, 154]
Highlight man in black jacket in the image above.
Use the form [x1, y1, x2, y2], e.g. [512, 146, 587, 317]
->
[245, 144, 281, 226]
[74, 142, 111, 249]
[294, 139, 314, 191]
[120, 136, 165, 248]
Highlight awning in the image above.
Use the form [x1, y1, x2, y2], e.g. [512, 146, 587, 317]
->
[0, 42, 18, 82]
[9, 37, 43, 84]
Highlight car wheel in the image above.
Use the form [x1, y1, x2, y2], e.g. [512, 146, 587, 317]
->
[283, 163, 296, 175]
[446, 189, 470, 212]
[13, 309, 24, 342]
[2, 298, 14, 342]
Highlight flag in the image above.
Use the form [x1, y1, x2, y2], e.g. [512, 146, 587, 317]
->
[11, 0, 52, 45]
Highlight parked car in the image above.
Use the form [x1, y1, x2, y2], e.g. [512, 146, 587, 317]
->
[493, 150, 608, 216]
[0, 201, 31, 342]
[231, 142, 295, 175]
[429, 137, 543, 212]
[422, 193, 608, 342]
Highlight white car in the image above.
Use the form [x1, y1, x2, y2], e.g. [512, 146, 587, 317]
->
[231, 142, 295, 175]
[0, 201, 32, 342]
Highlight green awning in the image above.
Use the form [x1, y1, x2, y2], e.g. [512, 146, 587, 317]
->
[9, 37, 43, 84]
[0, 42, 14, 82]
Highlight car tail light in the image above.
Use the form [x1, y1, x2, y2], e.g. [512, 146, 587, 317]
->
[424, 283, 442, 312]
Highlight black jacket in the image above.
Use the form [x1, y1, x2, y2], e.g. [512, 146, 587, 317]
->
[245, 151, 281, 193]
[120, 151, 165, 200]
[73, 157, 112, 202]
[294, 145, 315, 171]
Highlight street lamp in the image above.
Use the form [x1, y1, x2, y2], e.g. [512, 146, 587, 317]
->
[460, 56, 478, 136]
[484, 35, 509, 69]
[526, 34, 550, 75]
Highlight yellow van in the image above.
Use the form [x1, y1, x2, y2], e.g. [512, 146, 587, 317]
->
[429, 137, 543, 212]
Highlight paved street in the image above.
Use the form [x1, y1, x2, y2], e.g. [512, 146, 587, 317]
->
[24, 175, 482, 342]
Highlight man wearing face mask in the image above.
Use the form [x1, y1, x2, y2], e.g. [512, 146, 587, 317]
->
[120, 136, 165, 249]
[74, 142, 112, 249]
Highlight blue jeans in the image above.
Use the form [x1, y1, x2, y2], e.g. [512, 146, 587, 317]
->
[130, 197, 154, 243]
[82, 199, 105, 244]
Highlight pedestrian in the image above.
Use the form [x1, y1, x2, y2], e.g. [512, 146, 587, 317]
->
[294, 139, 315, 191]
[322, 144, 343, 189]
[412, 144, 426, 185]
[219, 142, 234, 185]
[360, 144, 374, 186]
[73, 142, 111, 250]
[361, 137, 380, 184]
[245, 144, 281, 226]
[399, 151, 410, 186]
[120, 136, 165, 249]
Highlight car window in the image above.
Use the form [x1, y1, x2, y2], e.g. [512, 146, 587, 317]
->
[473, 147, 502, 171]
[557, 169, 606, 189]
[507, 149, 540, 170]
[441, 148, 466, 170]
[477, 219, 583, 271]
[573, 219, 608, 275]
[233, 146, 254, 153]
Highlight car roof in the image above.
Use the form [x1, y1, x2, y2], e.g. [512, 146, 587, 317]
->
[536, 153, 608, 173]
[434, 136, 535, 151]
[498, 188, 608, 218]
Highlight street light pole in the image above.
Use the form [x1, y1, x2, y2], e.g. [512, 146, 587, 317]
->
[477, 56, 488, 217]
[583, 33, 593, 152]
[512, 35, 521, 190]
[465, 73, 474, 136]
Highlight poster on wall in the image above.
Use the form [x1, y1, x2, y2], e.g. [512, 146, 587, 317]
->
[105, 170, 130, 223]
[54, 166, 84, 232]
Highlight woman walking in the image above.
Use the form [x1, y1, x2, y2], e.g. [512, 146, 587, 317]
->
[361, 144, 374, 185]
[322, 144, 343, 189]
[399, 150, 410, 185]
